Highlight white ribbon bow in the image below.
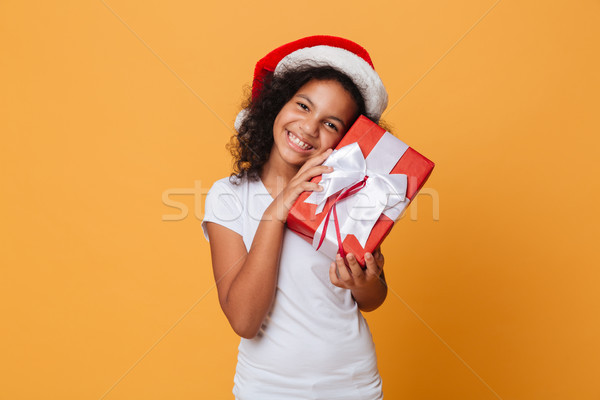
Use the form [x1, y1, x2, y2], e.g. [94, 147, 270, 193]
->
[305, 134, 410, 255]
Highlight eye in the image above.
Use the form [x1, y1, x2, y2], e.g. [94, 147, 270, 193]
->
[325, 121, 339, 132]
[297, 102, 309, 111]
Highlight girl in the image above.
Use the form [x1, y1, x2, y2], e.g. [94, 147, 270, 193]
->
[202, 36, 389, 399]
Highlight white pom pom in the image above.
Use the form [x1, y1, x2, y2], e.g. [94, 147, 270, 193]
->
[234, 108, 249, 132]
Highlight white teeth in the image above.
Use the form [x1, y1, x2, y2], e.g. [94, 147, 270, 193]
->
[288, 131, 312, 150]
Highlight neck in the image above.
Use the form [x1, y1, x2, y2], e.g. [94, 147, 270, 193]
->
[260, 149, 300, 198]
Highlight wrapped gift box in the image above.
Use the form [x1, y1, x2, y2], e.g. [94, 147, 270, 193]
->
[287, 115, 435, 266]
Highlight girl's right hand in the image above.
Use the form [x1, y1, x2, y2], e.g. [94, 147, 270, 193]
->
[267, 148, 334, 224]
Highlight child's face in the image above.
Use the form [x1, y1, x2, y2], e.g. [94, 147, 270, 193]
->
[271, 79, 359, 169]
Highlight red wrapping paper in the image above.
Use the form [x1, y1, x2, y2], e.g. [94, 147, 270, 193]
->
[286, 115, 435, 266]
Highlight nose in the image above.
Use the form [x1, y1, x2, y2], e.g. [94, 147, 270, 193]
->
[299, 116, 319, 137]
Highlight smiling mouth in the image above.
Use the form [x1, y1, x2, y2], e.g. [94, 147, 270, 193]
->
[287, 131, 314, 151]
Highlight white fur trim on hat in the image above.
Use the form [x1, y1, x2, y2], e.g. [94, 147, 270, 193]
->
[275, 45, 388, 121]
[234, 108, 249, 132]
[234, 44, 388, 132]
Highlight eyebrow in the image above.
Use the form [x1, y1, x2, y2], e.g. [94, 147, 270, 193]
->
[295, 94, 347, 129]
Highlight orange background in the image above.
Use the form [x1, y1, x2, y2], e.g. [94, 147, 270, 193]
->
[1, 1, 599, 399]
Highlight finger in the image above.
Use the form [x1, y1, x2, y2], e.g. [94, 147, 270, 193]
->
[312, 149, 334, 169]
[300, 148, 333, 172]
[374, 249, 384, 269]
[363, 252, 382, 278]
[284, 182, 320, 206]
[296, 164, 334, 186]
[318, 147, 334, 161]
[294, 149, 334, 183]
[345, 253, 364, 278]
[295, 181, 324, 195]
[293, 162, 333, 189]
[281, 177, 329, 214]
[315, 164, 335, 174]
[300, 165, 334, 182]
[371, 247, 384, 267]
[335, 253, 353, 283]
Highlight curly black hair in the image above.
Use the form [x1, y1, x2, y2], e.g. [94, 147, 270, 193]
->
[228, 65, 387, 184]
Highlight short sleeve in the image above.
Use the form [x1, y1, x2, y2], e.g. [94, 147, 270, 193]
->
[202, 179, 244, 242]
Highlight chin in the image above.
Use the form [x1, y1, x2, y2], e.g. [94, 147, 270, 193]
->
[283, 153, 309, 168]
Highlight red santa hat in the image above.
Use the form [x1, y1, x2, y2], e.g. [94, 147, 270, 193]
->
[235, 35, 388, 131]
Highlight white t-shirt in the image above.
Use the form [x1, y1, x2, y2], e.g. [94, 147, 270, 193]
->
[202, 175, 383, 400]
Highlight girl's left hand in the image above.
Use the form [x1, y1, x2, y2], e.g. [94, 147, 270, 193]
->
[329, 247, 385, 291]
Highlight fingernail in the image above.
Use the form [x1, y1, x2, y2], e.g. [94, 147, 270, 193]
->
[365, 253, 372, 260]
[347, 253, 355, 260]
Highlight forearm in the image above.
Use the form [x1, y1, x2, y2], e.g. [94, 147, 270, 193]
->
[222, 205, 285, 337]
[351, 270, 387, 312]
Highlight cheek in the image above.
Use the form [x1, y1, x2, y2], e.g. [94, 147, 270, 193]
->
[326, 132, 345, 149]
[272, 112, 287, 136]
